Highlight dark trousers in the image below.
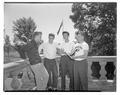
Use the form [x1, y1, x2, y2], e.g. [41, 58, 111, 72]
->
[74, 59, 88, 91]
[44, 58, 58, 88]
[60, 55, 74, 90]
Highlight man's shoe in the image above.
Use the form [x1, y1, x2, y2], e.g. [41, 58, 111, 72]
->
[53, 88, 58, 91]
[47, 87, 53, 91]
[32, 86, 37, 90]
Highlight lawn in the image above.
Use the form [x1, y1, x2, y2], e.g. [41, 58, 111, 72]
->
[4, 50, 22, 64]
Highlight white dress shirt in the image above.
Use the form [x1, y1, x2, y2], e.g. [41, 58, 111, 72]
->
[73, 41, 89, 61]
[59, 41, 74, 55]
[38, 42, 59, 59]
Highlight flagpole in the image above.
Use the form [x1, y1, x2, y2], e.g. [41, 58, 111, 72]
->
[57, 19, 63, 35]
[62, 19, 64, 32]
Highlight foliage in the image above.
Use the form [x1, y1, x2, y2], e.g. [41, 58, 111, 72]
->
[70, 3, 116, 56]
[4, 35, 11, 57]
[13, 17, 36, 43]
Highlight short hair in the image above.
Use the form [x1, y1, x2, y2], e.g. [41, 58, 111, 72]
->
[49, 33, 55, 38]
[33, 32, 42, 39]
[62, 31, 69, 36]
[75, 31, 85, 37]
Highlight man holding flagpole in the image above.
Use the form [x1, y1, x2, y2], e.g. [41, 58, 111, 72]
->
[59, 31, 74, 90]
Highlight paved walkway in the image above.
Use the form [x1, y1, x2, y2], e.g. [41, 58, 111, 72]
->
[20, 75, 116, 91]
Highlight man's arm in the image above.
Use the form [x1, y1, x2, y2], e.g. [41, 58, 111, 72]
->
[71, 50, 88, 59]
[57, 49, 68, 55]
[56, 43, 63, 55]
[67, 43, 76, 56]
[38, 43, 44, 55]
[15, 43, 28, 59]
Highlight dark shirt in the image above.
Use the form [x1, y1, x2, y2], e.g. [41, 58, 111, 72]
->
[22, 40, 41, 65]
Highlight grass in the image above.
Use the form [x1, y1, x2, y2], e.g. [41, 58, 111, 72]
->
[4, 51, 21, 64]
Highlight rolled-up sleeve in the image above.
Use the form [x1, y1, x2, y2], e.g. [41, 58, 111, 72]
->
[38, 43, 44, 54]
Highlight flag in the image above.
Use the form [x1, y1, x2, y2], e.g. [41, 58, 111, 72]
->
[57, 20, 63, 35]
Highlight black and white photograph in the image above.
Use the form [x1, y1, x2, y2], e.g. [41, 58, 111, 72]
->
[3, 1, 117, 92]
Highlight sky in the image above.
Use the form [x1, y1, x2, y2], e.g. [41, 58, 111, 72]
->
[4, 3, 76, 44]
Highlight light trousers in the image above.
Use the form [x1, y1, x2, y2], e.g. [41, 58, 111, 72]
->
[31, 63, 49, 90]
[74, 59, 88, 91]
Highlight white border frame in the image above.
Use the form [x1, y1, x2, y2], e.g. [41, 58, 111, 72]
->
[0, 0, 119, 95]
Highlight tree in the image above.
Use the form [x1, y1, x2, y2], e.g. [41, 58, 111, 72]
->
[12, 17, 37, 58]
[13, 17, 36, 42]
[70, 2, 116, 56]
[4, 35, 10, 57]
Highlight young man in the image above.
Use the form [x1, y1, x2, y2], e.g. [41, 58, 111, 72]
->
[70, 31, 89, 91]
[21, 32, 49, 90]
[59, 31, 74, 90]
[38, 33, 58, 90]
